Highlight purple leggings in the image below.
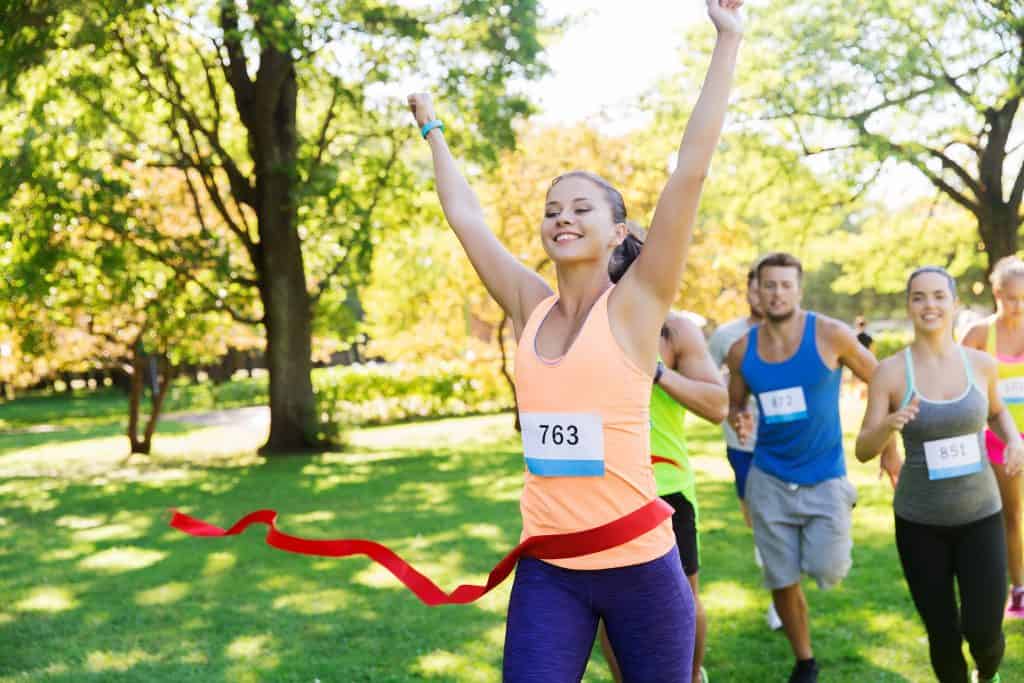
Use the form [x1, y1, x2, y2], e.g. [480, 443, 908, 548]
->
[503, 547, 695, 682]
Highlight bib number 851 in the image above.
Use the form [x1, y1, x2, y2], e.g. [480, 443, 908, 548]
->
[924, 432, 982, 480]
[936, 442, 969, 460]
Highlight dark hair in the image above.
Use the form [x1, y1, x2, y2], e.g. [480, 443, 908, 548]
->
[550, 171, 627, 224]
[609, 223, 645, 284]
[906, 266, 957, 298]
[607, 223, 668, 339]
[747, 264, 759, 286]
[756, 252, 803, 282]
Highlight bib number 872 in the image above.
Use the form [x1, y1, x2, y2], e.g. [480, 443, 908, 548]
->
[539, 424, 580, 446]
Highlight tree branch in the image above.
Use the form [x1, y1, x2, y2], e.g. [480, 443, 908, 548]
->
[921, 144, 984, 200]
[314, 76, 344, 168]
[1010, 156, 1024, 213]
[93, 212, 263, 326]
[219, 0, 256, 132]
[309, 136, 400, 304]
[170, 118, 257, 266]
[308, 247, 354, 306]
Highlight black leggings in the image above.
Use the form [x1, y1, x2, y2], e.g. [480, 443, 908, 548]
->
[895, 512, 1007, 683]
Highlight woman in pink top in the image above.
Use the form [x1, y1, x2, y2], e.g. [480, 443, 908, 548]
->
[963, 256, 1024, 617]
[407, 2, 742, 680]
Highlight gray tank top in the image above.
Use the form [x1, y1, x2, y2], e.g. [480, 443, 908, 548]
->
[894, 347, 1001, 526]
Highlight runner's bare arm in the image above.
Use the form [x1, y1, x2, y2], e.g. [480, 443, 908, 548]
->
[829, 318, 879, 383]
[657, 315, 728, 424]
[960, 318, 991, 350]
[408, 93, 552, 337]
[611, 1, 743, 360]
[980, 351, 1024, 476]
[982, 351, 1016, 440]
[725, 333, 754, 444]
[855, 357, 912, 462]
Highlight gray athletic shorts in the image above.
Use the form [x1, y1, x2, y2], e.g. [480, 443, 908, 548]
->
[746, 465, 858, 590]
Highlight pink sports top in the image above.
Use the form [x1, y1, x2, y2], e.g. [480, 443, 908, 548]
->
[514, 287, 675, 570]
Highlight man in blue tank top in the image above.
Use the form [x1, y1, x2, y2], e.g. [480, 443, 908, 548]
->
[724, 252, 900, 683]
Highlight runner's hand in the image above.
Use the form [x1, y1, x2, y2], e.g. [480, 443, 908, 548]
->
[879, 447, 902, 489]
[1005, 442, 1024, 477]
[707, 0, 744, 35]
[729, 407, 754, 445]
[884, 394, 920, 433]
[407, 92, 436, 129]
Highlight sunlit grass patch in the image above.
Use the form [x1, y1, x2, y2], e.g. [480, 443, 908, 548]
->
[78, 547, 166, 573]
[201, 551, 237, 576]
[136, 581, 190, 606]
[85, 648, 156, 672]
[15, 586, 78, 613]
[271, 588, 351, 615]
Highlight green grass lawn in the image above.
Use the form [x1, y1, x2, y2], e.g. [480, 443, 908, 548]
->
[1, 396, 1021, 681]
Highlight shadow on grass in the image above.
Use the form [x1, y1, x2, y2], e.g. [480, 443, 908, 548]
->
[0, 432, 525, 682]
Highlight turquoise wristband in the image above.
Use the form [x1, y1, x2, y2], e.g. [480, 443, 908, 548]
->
[421, 119, 444, 139]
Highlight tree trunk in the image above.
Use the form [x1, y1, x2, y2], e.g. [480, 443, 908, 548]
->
[252, 49, 318, 454]
[126, 346, 174, 455]
[138, 356, 174, 454]
[978, 207, 1021, 279]
[127, 341, 145, 453]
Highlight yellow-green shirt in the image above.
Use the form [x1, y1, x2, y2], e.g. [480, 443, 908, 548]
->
[650, 380, 696, 506]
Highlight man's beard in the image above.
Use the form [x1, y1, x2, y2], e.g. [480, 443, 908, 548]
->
[765, 307, 795, 323]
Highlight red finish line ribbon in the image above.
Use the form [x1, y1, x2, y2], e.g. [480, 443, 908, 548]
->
[169, 496, 673, 606]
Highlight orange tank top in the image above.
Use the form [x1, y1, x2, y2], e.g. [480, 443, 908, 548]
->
[514, 286, 675, 570]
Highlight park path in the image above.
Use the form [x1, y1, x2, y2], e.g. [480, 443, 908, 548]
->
[165, 405, 269, 429]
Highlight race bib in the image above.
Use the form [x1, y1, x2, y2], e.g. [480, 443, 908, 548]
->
[759, 387, 808, 424]
[924, 433, 983, 481]
[520, 412, 604, 477]
[999, 377, 1024, 405]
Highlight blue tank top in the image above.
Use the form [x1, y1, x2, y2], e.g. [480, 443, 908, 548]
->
[741, 312, 844, 484]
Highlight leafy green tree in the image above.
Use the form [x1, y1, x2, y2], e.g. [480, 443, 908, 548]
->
[1, 164, 236, 452]
[2, 0, 549, 452]
[746, 0, 1023, 275]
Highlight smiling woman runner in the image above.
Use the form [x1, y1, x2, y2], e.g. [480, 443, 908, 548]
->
[857, 266, 1024, 683]
[407, 1, 742, 678]
[961, 255, 1024, 619]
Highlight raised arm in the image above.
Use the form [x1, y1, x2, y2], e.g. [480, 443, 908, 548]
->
[615, 0, 743, 330]
[408, 93, 552, 337]
[657, 315, 728, 424]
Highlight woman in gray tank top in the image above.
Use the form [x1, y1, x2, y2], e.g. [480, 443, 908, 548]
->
[856, 266, 1024, 683]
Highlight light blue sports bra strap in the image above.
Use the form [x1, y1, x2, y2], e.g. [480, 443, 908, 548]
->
[901, 347, 915, 408]
[958, 345, 978, 389]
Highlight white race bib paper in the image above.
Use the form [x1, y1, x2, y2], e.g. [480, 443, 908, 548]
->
[999, 377, 1024, 405]
[924, 433, 983, 481]
[520, 412, 605, 477]
[759, 387, 809, 424]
